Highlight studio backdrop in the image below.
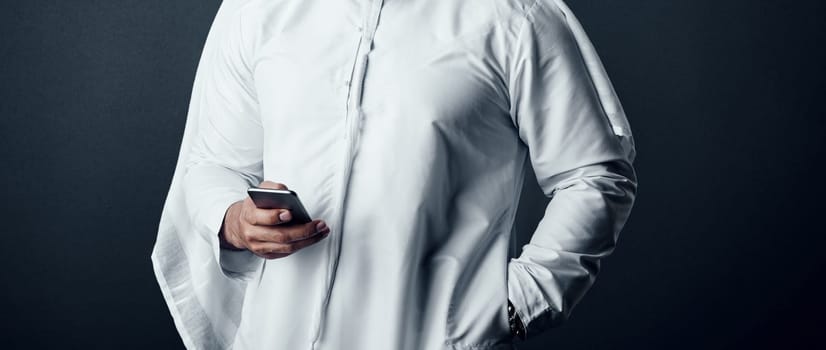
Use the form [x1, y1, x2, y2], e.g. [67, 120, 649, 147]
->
[1, 0, 824, 349]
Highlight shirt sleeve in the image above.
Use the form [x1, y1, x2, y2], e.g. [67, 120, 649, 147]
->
[182, 7, 264, 282]
[505, 0, 638, 337]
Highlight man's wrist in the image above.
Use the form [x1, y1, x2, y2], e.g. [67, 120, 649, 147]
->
[219, 201, 245, 251]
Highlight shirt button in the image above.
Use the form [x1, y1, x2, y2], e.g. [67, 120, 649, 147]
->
[356, 26, 363, 32]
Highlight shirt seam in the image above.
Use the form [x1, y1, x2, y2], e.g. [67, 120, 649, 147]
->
[235, 3, 262, 111]
[505, 0, 542, 130]
[532, 0, 629, 143]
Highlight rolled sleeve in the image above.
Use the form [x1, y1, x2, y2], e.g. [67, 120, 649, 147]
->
[182, 6, 264, 281]
[505, 0, 638, 337]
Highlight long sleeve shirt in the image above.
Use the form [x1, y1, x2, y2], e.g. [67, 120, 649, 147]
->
[151, 0, 637, 349]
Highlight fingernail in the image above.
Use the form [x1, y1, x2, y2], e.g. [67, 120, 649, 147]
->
[316, 221, 327, 231]
[279, 211, 291, 222]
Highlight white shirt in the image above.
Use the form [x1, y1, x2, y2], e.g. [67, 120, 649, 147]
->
[151, 0, 637, 349]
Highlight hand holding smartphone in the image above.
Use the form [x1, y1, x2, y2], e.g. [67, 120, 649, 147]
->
[247, 187, 313, 225]
[220, 182, 328, 258]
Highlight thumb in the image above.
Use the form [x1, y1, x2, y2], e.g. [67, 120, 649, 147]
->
[258, 180, 288, 190]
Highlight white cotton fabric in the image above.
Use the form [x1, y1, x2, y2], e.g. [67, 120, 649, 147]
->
[151, 0, 637, 349]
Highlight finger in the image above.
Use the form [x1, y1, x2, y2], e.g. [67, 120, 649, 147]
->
[277, 220, 328, 243]
[248, 229, 330, 258]
[258, 180, 288, 190]
[249, 220, 328, 244]
[245, 208, 292, 226]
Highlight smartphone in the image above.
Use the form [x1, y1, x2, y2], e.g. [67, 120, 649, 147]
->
[247, 187, 313, 224]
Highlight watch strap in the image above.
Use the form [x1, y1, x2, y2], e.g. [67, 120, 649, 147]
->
[507, 299, 527, 341]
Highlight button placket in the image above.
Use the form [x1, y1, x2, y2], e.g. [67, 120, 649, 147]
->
[310, 1, 385, 349]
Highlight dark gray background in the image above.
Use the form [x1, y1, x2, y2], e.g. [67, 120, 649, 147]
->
[1, 0, 824, 349]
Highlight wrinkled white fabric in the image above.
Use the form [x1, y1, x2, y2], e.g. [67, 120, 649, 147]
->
[151, 0, 637, 349]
